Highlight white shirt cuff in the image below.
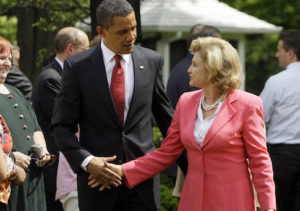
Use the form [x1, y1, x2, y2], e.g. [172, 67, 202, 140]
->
[81, 155, 95, 172]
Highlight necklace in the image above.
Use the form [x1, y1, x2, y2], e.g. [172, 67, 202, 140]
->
[201, 92, 227, 111]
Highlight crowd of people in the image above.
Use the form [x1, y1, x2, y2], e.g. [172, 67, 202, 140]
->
[1, 0, 300, 211]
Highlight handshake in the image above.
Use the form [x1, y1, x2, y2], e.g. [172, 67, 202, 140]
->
[86, 155, 124, 191]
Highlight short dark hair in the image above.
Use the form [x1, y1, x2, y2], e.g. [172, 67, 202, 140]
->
[186, 24, 221, 49]
[96, 0, 133, 29]
[279, 30, 300, 60]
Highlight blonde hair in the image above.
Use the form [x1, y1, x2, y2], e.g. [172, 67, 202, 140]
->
[190, 37, 242, 93]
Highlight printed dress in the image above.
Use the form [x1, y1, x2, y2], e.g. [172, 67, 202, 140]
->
[0, 115, 15, 205]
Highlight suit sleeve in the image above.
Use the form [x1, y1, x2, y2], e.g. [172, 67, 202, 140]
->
[151, 56, 174, 137]
[122, 98, 184, 188]
[5, 65, 32, 101]
[36, 71, 61, 121]
[51, 60, 91, 173]
[242, 97, 276, 211]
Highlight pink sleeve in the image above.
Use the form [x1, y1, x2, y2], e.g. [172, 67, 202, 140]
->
[122, 99, 184, 188]
[242, 96, 276, 211]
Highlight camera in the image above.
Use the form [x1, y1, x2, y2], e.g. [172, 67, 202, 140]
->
[31, 144, 43, 159]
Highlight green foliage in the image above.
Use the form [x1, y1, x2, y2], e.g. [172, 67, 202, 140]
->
[0, 16, 17, 42]
[0, 0, 90, 32]
[153, 125, 179, 210]
[160, 174, 179, 211]
[154, 125, 163, 148]
[221, 0, 300, 94]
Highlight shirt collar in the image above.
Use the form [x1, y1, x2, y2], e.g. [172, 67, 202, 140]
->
[55, 57, 64, 69]
[101, 39, 131, 65]
[286, 61, 300, 70]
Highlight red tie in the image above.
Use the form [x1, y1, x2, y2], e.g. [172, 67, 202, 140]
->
[110, 55, 125, 125]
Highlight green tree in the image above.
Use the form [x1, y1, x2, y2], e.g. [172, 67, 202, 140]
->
[221, 0, 300, 94]
[0, 0, 90, 82]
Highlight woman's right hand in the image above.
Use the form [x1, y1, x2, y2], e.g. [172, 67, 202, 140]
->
[11, 165, 26, 186]
[13, 151, 31, 169]
[106, 162, 124, 177]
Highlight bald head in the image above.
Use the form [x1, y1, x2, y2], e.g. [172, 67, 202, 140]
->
[54, 27, 89, 54]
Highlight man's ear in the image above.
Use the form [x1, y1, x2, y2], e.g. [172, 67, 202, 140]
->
[288, 49, 297, 62]
[96, 26, 106, 38]
[65, 43, 74, 56]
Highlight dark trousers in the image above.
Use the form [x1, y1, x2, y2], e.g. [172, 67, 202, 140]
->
[267, 143, 300, 211]
[45, 191, 63, 211]
[0, 202, 7, 211]
[77, 172, 156, 211]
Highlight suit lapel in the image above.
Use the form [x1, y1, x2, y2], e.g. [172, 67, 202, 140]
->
[89, 44, 121, 127]
[201, 92, 238, 149]
[51, 59, 63, 76]
[124, 47, 145, 127]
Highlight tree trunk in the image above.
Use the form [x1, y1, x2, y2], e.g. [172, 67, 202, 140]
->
[16, 6, 56, 84]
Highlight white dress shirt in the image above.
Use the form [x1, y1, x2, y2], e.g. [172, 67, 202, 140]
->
[81, 40, 134, 170]
[55, 57, 64, 69]
[194, 94, 224, 147]
[260, 62, 300, 144]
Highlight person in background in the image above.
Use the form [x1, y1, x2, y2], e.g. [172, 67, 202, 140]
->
[10, 43, 20, 68]
[0, 35, 50, 211]
[0, 115, 26, 211]
[103, 37, 276, 211]
[51, 0, 173, 210]
[260, 29, 300, 211]
[90, 34, 102, 47]
[32, 26, 89, 211]
[5, 42, 32, 102]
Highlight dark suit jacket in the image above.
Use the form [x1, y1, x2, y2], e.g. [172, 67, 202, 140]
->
[5, 64, 32, 101]
[166, 53, 198, 176]
[32, 59, 62, 193]
[167, 53, 198, 108]
[51, 43, 173, 210]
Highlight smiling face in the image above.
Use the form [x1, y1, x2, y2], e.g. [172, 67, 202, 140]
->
[188, 51, 209, 89]
[97, 11, 137, 54]
[0, 48, 12, 84]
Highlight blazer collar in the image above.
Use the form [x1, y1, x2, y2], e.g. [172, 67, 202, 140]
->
[88, 43, 123, 127]
[123, 46, 146, 127]
[88, 44, 146, 129]
[200, 91, 239, 149]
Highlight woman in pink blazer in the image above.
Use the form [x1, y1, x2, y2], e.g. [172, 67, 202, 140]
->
[91, 37, 276, 211]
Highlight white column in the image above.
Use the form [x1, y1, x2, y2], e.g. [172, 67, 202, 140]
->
[156, 40, 170, 85]
[238, 38, 246, 90]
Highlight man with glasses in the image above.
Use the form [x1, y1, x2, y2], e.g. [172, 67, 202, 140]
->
[32, 26, 89, 211]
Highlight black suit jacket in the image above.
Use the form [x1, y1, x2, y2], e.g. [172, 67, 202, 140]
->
[5, 64, 32, 101]
[166, 53, 198, 176]
[52, 43, 173, 210]
[32, 59, 62, 193]
[167, 53, 198, 108]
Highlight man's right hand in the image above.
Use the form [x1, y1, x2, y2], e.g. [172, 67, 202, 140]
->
[86, 156, 122, 188]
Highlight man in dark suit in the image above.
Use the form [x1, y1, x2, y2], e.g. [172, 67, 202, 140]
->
[51, 0, 173, 210]
[166, 24, 221, 176]
[32, 27, 89, 211]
